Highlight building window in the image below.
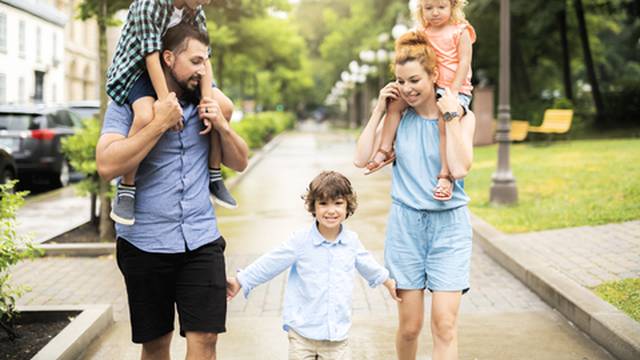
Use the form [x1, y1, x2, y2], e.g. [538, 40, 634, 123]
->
[52, 33, 59, 65]
[34, 71, 44, 103]
[0, 13, 6, 53]
[36, 27, 41, 62]
[18, 20, 25, 58]
[0, 74, 6, 104]
[18, 77, 25, 103]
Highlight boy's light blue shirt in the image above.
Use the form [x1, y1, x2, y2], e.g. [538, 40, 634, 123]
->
[100, 101, 220, 253]
[236, 222, 389, 342]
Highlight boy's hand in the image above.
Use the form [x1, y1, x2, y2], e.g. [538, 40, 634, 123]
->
[383, 278, 402, 302]
[198, 99, 214, 135]
[226, 277, 241, 301]
[198, 97, 229, 133]
[153, 92, 183, 132]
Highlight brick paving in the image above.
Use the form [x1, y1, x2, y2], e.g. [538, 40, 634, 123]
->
[508, 221, 640, 288]
[10, 126, 616, 359]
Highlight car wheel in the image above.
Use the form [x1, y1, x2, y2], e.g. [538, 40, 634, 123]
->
[0, 167, 15, 185]
[51, 158, 70, 188]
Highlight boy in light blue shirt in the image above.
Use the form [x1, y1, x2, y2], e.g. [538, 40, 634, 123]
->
[227, 171, 400, 359]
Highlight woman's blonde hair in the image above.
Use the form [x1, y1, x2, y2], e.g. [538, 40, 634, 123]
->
[416, 0, 468, 29]
[392, 31, 438, 76]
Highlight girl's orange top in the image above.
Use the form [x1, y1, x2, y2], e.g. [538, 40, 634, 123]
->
[424, 22, 476, 96]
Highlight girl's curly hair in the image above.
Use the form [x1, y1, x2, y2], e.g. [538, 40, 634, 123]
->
[302, 171, 357, 218]
[416, 0, 468, 29]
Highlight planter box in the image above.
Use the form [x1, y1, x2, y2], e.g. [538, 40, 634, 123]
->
[16, 304, 112, 360]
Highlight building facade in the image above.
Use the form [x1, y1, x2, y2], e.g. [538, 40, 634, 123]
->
[0, 0, 67, 104]
[56, 0, 99, 102]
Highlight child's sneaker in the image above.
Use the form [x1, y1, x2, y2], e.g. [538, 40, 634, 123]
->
[110, 184, 136, 225]
[209, 168, 237, 209]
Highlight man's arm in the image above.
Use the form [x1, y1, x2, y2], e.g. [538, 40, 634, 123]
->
[96, 94, 183, 181]
[198, 97, 249, 172]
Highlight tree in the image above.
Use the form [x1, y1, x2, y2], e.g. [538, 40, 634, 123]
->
[77, 0, 130, 241]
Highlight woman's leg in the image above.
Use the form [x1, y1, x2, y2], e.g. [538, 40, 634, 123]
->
[430, 291, 462, 360]
[396, 289, 425, 360]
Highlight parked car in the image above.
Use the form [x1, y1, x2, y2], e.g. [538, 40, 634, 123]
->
[0, 104, 82, 188]
[68, 100, 100, 121]
[0, 146, 17, 185]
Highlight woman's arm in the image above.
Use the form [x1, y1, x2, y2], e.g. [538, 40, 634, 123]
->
[437, 88, 475, 178]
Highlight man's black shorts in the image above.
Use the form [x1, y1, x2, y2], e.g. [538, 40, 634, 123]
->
[116, 237, 227, 344]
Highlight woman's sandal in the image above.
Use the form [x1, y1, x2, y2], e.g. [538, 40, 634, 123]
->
[433, 174, 455, 201]
[364, 148, 396, 175]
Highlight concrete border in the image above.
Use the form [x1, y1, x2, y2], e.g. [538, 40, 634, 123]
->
[471, 214, 640, 360]
[17, 304, 113, 360]
[36, 132, 287, 257]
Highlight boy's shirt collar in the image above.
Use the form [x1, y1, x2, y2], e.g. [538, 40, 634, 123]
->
[311, 221, 348, 246]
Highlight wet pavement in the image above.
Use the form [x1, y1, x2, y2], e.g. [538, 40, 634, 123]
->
[13, 123, 615, 359]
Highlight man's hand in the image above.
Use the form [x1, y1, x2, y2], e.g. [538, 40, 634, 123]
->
[226, 277, 241, 301]
[198, 97, 228, 133]
[383, 278, 402, 302]
[153, 92, 183, 132]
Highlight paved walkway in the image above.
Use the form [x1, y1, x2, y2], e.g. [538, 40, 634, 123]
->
[509, 221, 640, 288]
[11, 125, 617, 359]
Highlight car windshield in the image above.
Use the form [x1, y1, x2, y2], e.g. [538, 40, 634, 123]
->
[0, 114, 43, 131]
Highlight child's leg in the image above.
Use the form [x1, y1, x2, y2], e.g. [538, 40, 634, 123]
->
[206, 88, 237, 208]
[110, 97, 155, 225]
[365, 104, 404, 173]
[287, 330, 319, 360]
[433, 117, 453, 201]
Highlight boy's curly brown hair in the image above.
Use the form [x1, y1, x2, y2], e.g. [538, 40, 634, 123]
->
[302, 171, 358, 218]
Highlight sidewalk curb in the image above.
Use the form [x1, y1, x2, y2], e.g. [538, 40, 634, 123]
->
[18, 304, 113, 360]
[471, 214, 640, 360]
[36, 132, 288, 257]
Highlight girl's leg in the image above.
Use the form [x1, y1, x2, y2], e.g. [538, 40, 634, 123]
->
[367, 109, 401, 168]
[433, 118, 453, 200]
[396, 289, 425, 360]
[430, 291, 462, 360]
[110, 96, 155, 225]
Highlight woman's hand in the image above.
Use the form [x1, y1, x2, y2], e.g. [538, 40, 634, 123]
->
[375, 82, 401, 112]
[436, 87, 462, 115]
[226, 277, 241, 301]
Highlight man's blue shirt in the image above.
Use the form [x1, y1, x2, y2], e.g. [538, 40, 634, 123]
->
[236, 222, 389, 341]
[101, 101, 220, 253]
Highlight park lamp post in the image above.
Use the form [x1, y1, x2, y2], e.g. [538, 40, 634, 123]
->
[490, 0, 518, 204]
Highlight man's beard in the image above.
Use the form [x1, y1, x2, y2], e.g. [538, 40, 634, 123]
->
[168, 66, 201, 96]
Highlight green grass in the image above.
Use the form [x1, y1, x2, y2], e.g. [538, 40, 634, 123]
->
[593, 278, 640, 322]
[465, 139, 640, 233]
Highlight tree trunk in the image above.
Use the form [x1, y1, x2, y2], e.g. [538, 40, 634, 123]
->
[574, 0, 605, 126]
[559, 4, 573, 101]
[97, 0, 114, 241]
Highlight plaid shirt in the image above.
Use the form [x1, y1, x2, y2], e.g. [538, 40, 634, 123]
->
[106, 0, 208, 105]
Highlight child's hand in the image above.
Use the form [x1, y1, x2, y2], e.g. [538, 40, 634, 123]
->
[198, 99, 214, 135]
[198, 97, 228, 132]
[226, 277, 241, 301]
[383, 278, 402, 302]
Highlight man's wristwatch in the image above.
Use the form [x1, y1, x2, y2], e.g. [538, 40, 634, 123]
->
[442, 111, 460, 122]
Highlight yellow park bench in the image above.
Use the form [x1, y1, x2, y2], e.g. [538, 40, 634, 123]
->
[528, 109, 574, 139]
[492, 120, 530, 141]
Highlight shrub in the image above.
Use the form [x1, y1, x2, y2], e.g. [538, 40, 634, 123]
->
[0, 181, 41, 340]
[61, 118, 102, 196]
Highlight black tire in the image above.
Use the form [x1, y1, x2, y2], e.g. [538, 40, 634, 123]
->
[50, 158, 70, 188]
[0, 167, 15, 190]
